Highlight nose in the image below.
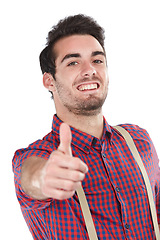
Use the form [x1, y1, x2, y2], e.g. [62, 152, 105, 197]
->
[81, 62, 96, 78]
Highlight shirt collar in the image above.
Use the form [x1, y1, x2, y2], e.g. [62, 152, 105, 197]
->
[52, 114, 112, 153]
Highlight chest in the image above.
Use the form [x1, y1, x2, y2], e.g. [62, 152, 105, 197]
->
[72, 138, 156, 201]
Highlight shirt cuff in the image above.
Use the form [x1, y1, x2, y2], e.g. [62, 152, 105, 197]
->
[16, 178, 53, 210]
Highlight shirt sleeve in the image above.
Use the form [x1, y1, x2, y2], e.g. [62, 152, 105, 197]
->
[145, 130, 160, 224]
[139, 127, 160, 224]
[139, 128, 160, 224]
[151, 143, 160, 224]
[12, 139, 54, 210]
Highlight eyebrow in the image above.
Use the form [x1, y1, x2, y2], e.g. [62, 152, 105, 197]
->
[61, 53, 81, 63]
[91, 51, 106, 57]
[61, 51, 106, 63]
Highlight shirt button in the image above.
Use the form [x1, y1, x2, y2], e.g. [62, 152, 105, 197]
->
[84, 146, 89, 152]
[125, 223, 130, 229]
[92, 138, 97, 145]
[102, 153, 106, 158]
[115, 187, 120, 192]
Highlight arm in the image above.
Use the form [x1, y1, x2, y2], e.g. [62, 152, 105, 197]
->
[20, 123, 88, 200]
[21, 156, 48, 200]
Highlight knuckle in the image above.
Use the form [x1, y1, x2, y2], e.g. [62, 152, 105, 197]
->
[72, 171, 84, 181]
[69, 157, 81, 170]
[57, 191, 65, 200]
[66, 190, 75, 199]
[58, 190, 75, 200]
[65, 181, 75, 191]
[74, 158, 82, 169]
[73, 171, 80, 180]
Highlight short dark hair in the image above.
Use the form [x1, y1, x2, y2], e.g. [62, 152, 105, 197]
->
[39, 14, 105, 79]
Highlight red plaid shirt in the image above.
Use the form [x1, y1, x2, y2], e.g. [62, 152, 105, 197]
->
[12, 114, 160, 239]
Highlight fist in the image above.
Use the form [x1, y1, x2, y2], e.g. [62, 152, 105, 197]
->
[41, 123, 88, 200]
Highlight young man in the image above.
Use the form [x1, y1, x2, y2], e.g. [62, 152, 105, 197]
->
[12, 14, 160, 239]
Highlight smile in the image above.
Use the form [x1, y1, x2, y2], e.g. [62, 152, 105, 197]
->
[77, 83, 99, 91]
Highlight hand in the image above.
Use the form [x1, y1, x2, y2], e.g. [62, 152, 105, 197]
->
[41, 123, 88, 200]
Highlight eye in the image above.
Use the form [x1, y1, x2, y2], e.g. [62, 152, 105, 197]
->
[67, 61, 78, 66]
[93, 59, 103, 64]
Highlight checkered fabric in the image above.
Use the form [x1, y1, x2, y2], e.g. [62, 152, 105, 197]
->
[12, 114, 160, 239]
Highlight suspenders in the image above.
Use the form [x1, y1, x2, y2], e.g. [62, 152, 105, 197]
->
[76, 126, 160, 240]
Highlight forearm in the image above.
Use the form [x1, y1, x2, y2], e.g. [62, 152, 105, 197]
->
[20, 127, 88, 201]
[20, 156, 48, 200]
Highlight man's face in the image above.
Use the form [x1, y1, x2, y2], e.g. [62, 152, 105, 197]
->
[52, 34, 109, 116]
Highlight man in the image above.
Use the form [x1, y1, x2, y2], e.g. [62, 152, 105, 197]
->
[12, 14, 160, 239]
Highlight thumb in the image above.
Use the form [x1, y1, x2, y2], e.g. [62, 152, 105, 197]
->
[58, 123, 72, 156]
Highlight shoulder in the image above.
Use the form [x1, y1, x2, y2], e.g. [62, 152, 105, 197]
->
[12, 130, 58, 170]
[112, 123, 151, 144]
[18, 130, 57, 153]
[28, 130, 58, 151]
[111, 124, 158, 167]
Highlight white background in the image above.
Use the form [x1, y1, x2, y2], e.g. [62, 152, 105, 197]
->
[0, 0, 159, 239]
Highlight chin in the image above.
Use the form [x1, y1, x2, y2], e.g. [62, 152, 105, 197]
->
[70, 99, 105, 116]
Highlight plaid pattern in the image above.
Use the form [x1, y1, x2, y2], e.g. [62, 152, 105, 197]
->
[12, 114, 160, 239]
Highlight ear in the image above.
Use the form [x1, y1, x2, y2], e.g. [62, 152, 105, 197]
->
[43, 73, 55, 92]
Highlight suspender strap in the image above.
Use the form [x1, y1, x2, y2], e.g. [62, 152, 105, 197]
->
[114, 126, 160, 240]
[76, 185, 98, 240]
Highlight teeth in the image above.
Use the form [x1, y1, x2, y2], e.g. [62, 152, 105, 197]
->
[78, 83, 98, 91]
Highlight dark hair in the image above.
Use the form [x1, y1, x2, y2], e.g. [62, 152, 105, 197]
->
[39, 14, 105, 79]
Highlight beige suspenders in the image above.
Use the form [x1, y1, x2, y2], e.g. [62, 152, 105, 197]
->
[76, 185, 99, 239]
[76, 126, 160, 240]
[114, 126, 160, 240]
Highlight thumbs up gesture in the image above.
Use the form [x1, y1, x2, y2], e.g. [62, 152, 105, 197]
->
[41, 123, 88, 200]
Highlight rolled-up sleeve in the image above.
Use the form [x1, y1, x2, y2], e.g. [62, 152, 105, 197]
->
[12, 139, 54, 210]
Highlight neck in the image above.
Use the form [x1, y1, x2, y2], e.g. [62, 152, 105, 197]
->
[56, 110, 104, 139]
